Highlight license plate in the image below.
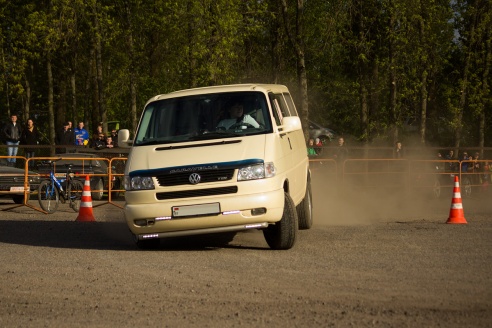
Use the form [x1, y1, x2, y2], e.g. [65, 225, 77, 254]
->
[172, 203, 220, 217]
[10, 186, 25, 192]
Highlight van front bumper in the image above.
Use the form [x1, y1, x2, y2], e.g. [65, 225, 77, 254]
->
[124, 188, 285, 236]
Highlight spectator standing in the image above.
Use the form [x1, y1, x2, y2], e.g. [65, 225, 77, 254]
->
[436, 152, 445, 171]
[56, 122, 75, 153]
[105, 135, 116, 149]
[333, 136, 349, 164]
[445, 150, 457, 172]
[460, 151, 470, 173]
[314, 137, 323, 156]
[20, 118, 40, 169]
[2, 114, 22, 166]
[110, 129, 118, 147]
[471, 152, 482, 184]
[393, 141, 403, 159]
[307, 139, 317, 156]
[74, 121, 90, 146]
[94, 133, 106, 150]
[91, 125, 104, 147]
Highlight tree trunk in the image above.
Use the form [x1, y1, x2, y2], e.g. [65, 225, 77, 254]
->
[57, 81, 67, 127]
[71, 72, 77, 123]
[360, 83, 369, 143]
[388, 0, 398, 143]
[280, 0, 309, 140]
[47, 59, 55, 156]
[455, 1, 478, 153]
[419, 70, 428, 145]
[478, 22, 490, 158]
[125, 4, 138, 136]
[24, 75, 31, 120]
[94, 5, 107, 133]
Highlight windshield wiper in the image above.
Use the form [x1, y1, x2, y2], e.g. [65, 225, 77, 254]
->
[135, 139, 174, 146]
[189, 132, 238, 140]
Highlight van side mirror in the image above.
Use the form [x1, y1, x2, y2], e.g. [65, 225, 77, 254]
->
[278, 116, 302, 134]
[118, 129, 133, 148]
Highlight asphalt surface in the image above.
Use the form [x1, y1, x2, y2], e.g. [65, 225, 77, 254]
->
[0, 176, 491, 327]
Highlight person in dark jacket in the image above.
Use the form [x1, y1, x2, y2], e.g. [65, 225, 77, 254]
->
[56, 122, 75, 153]
[20, 118, 40, 169]
[2, 114, 22, 166]
[93, 133, 106, 150]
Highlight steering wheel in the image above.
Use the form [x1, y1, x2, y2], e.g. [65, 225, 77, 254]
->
[228, 122, 256, 130]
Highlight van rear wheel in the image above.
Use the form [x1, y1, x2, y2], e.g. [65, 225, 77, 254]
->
[263, 192, 298, 250]
[92, 179, 104, 200]
[297, 180, 313, 229]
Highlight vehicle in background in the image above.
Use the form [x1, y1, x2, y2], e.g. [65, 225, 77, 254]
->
[37, 153, 121, 200]
[308, 120, 336, 144]
[0, 158, 40, 204]
[106, 121, 120, 136]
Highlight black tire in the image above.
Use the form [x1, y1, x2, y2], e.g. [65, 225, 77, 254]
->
[134, 235, 160, 250]
[38, 180, 59, 214]
[111, 179, 121, 200]
[12, 193, 30, 204]
[263, 192, 298, 250]
[297, 179, 313, 229]
[92, 178, 104, 200]
[68, 180, 84, 212]
[461, 177, 472, 198]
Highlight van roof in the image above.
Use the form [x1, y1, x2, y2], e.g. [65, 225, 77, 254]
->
[146, 84, 290, 104]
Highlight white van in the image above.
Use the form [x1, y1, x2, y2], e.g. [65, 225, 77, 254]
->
[118, 84, 313, 249]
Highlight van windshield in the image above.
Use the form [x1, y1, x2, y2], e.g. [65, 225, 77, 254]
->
[134, 91, 272, 146]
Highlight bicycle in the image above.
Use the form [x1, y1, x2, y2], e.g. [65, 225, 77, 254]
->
[38, 159, 85, 214]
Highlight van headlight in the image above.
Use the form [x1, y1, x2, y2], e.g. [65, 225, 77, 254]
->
[124, 176, 155, 190]
[237, 162, 276, 181]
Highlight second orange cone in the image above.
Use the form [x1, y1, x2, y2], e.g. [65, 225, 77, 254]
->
[76, 175, 96, 222]
[446, 175, 467, 224]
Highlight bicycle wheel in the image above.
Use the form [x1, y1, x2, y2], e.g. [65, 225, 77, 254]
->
[68, 180, 84, 212]
[38, 180, 59, 214]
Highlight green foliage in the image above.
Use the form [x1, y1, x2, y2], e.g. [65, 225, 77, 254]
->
[0, 0, 489, 147]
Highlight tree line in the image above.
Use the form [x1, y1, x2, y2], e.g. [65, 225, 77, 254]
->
[1, 0, 490, 149]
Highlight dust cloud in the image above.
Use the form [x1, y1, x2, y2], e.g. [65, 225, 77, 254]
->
[309, 162, 491, 226]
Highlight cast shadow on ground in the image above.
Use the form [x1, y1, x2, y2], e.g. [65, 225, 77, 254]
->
[0, 219, 265, 251]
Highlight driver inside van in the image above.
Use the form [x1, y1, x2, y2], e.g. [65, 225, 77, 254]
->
[217, 98, 260, 130]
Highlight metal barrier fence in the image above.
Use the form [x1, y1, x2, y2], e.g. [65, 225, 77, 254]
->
[1, 155, 127, 213]
[309, 157, 491, 197]
[1, 155, 489, 213]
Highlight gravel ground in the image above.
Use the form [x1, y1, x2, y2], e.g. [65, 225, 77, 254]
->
[0, 177, 491, 327]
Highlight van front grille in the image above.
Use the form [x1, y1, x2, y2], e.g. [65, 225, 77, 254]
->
[156, 186, 238, 200]
[156, 169, 235, 186]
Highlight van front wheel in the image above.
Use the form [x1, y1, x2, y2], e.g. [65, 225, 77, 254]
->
[263, 192, 298, 250]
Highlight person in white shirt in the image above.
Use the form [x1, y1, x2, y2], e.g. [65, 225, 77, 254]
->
[217, 99, 259, 130]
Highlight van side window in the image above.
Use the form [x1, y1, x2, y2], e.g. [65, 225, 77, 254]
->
[269, 94, 282, 126]
[270, 93, 292, 119]
[283, 93, 298, 116]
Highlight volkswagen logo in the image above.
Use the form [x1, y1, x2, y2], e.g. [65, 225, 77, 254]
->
[189, 173, 201, 185]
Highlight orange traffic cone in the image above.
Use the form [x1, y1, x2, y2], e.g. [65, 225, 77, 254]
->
[76, 175, 96, 222]
[446, 175, 467, 224]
